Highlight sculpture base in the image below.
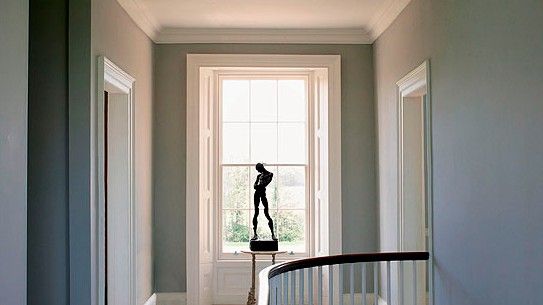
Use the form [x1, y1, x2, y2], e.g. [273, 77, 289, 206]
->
[249, 240, 278, 251]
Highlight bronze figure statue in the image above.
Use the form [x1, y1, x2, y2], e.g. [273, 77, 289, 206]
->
[251, 163, 277, 241]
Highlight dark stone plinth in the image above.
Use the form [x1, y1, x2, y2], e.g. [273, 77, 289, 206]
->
[249, 240, 278, 251]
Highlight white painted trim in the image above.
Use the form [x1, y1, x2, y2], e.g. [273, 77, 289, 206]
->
[214, 72, 313, 261]
[396, 60, 434, 305]
[113, 0, 412, 43]
[187, 54, 342, 305]
[156, 28, 371, 44]
[144, 293, 187, 305]
[96, 56, 137, 305]
[144, 294, 157, 305]
[396, 62, 427, 95]
[367, 0, 413, 41]
[116, 0, 160, 40]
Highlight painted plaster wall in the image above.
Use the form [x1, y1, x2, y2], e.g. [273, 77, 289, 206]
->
[153, 44, 377, 292]
[374, 0, 543, 303]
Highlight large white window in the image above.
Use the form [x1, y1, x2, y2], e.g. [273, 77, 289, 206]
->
[186, 54, 341, 305]
[219, 74, 311, 257]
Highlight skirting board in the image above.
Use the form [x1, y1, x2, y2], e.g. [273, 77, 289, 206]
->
[146, 292, 383, 305]
[213, 293, 383, 305]
[145, 293, 187, 305]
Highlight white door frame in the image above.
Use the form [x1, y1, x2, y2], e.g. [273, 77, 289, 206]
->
[396, 60, 434, 305]
[96, 56, 137, 305]
[186, 54, 342, 305]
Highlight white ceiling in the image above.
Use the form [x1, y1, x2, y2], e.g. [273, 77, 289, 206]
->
[117, 0, 412, 43]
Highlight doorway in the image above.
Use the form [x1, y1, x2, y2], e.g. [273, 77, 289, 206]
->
[396, 61, 433, 305]
[97, 57, 136, 305]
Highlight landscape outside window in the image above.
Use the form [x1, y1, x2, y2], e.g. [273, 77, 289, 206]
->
[220, 77, 309, 254]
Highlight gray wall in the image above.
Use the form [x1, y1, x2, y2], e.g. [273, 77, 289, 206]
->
[0, 0, 28, 304]
[374, 0, 543, 303]
[27, 0, 154, 303]
[92, 0, 155, 303]
[28, 0, 69, 304]
[153, 44, 377, 292]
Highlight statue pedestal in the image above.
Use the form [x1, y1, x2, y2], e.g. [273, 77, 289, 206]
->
[249, 239, 278, 251]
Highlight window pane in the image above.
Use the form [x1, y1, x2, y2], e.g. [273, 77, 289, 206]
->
[222, 80, 250, 122]
[223, 123, 250, 163]
[278, 123, 306, 164]
[278, 80, 306, 122]
[276, 210, 306, 253]
[223, 167, 250, 209]
[278, 166, 306, 209]
[251, 123, 278, 163]
[223, 209, 250, 253]
[250, 80, 277, 122]
[250, 165, 278, 209]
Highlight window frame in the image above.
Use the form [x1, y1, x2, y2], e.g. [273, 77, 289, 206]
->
[186, 54, 342, 305]
[215, 71, 315, 261]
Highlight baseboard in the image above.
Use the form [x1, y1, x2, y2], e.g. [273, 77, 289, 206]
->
[145, 292, 187, 305]
[147, 292, 381, 305]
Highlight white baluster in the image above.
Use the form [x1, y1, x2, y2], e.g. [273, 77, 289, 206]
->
[412, 261, 417, 305]
[271, 276, 277, 305]
[339, 264, 344, 305]
[350, 264, 355, 305]
[279, 274, 284, 305]
[308, 268, 313, 305]
[361, 263, 366, 305]
[318, 266, 323, 305]
[291, 271, 296, 305]
[373, 262, 378, 305]
[300, 269, 305, 305]
[329, 265, 334, 305]
[284, 273, 289, 305]
[399, 261, 404, 305]
[386, 261, 391, 305]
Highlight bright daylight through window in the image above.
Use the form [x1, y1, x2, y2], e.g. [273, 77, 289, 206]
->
[220, 76, 309, 255]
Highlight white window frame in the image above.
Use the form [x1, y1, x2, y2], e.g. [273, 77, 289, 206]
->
[186, 54, 342, 305]
[216, 71, 314, 260]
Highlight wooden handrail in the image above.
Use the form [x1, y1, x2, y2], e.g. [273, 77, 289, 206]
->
[268, 251, 428, 278]
[258, 251, 429, 305]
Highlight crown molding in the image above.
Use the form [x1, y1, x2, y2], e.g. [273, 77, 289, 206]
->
[155, 28, 372, 44]
[115, 0, 411, 44]
[367, 0, 412, 41]
[116, 0, 160, 40]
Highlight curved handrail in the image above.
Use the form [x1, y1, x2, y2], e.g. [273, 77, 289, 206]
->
[258, 251, 429, 305]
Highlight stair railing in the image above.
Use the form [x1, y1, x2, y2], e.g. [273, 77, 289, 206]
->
[258, 252, 430, 305]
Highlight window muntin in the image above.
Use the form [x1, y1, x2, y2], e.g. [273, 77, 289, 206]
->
[219, 75, 310, 257]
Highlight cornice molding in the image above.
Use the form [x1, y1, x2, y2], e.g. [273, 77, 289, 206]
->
[367, 0, 412, 41]
[116, 0, 160, 40]
[116, 0, 413, 44]
[155, 28, 372, 44]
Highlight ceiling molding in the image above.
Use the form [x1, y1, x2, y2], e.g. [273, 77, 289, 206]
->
[367, 0, 412, 41]
[155, 28, 372, 44]
[116, 0, 160, 40]
[115, 0, 411, 44]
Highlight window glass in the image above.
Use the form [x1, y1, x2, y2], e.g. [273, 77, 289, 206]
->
[220, 76, 308, 256]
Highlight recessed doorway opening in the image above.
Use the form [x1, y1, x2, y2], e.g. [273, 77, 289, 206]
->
[396, 60, 433, 305]
[97, 57, 136, 305]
